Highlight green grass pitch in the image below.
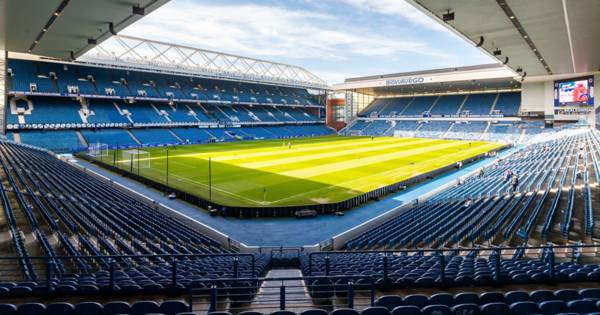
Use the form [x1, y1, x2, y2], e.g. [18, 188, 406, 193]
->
[101, 136, 503, 207]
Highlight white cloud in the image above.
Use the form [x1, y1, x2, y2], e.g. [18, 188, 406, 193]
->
[340, 0, 448, 31]
[121, 0, 450, 61]
[111, 0, 484, 84]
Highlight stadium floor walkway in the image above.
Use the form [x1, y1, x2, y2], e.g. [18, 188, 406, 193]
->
[73, 148, 515, 247]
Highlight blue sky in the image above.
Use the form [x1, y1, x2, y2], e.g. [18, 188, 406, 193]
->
[121, 0, 495, 84]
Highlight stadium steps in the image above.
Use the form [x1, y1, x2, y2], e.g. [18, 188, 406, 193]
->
[455, 94, 469, 115]
[398, 98, 415, 115]
[488, 93, 501, 114]
[10, 132, 21, 144]
[381, 122, 396, 136]
[151, 103, 171, 122]
[442, 123, 455, 138]
[76, 131, 88, 148]
[167, 129, 183, 142]
[77, 98, 90, 124]
[184, 104, 202, 122]
[126, 130, 142, 145]
[376, 100, 393, 115]
[518, 128, 527, 143]
[113, 102, 134, 124]
[480, 123, 491, 140]
[274, 106, 296, 122]
[214, 104, 233, 120]
[250, 268, 311, 313]
[426, 95, 441, 113]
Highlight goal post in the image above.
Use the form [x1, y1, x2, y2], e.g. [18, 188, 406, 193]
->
[121, 149, 151, 171]
[88, 143, 108, 161]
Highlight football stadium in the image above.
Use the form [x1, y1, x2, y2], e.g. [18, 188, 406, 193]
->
[0, 0, 599, 314]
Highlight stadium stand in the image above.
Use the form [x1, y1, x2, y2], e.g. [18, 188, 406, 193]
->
[460, 93, 496, 116]
[430, 95, 465, 116]
[2, 2, 599, 314]
[493, 92, 521, 116]
[361, 92, 520, 118]
[81, 129, 138, 147]
[345, 129, 600, 250]
[414, 121, 452, 138]
[0, 140, 269, 297]
[6, 58, 327, 151]
[400, 96, 437, 116]
[445, 121, 488, 140]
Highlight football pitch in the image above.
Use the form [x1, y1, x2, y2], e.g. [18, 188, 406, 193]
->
[100, 136, 503, 207]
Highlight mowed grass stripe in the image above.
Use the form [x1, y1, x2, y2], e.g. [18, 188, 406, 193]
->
[132, 136, 393, 163]
[238, 138, 437, 169]
[220, 138, 445, 190]
[228, 140, 497, 200]
[107, 136, 502, 206]
[277, 140, 470, 178]
[271, 143, 499, 204]
[199, 136, 407, 162]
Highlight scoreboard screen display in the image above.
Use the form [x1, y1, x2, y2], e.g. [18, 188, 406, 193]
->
[554, 76, 594, 106]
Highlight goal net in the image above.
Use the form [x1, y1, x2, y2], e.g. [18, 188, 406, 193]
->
[121, 149, 151, 170]
[88, 143, 108, 158]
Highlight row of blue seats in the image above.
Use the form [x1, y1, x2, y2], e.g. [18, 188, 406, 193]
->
[7, 59, 319, 106]
[8, 124, 333, 151]
[301, 251, 600, 290]
[6, 97, 320, 126]
[346, 119, 550, 143]
[0, 300, 189, 315]
[374, 288, 600, 310]
[345, 130, 598, 249]
[362, 92, 520, 118]
[0, 141, 270, 297]
[5, 287, 600, 315]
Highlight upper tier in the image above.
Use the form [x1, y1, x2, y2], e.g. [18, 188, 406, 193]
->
[361, 92, 521, 118]
[6, 59, 322, 107]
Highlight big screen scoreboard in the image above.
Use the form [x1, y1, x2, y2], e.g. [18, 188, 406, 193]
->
[554, 76, 594, 107]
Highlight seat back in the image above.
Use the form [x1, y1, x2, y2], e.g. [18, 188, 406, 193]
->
[391, 306, 421, 315]
[46, 303, 75, 315]
[480, 302, 509, 315]
[375, 296, 403, 311]
[360, 306, 391, 315]
[509, 301, 539, 315]
[539, 300, 568, 315]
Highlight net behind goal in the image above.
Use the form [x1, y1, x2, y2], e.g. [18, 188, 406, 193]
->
[88, 143, 108, 158]
[121, 149, 151, 170]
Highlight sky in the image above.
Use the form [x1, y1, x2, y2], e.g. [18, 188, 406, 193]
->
[119, 0, 495, 84]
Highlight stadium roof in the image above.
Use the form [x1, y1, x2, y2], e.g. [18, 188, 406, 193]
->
[408, 0, 600, 77]
[0, 0, 169, 59]
[332, 63, 519, 96]
[79, 35, 328, 90]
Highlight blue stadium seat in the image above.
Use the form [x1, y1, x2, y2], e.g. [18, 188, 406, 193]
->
[391, 306, 421, 315]
[360, 307, 390, 315]
[300, 310, 329, 315]
[102, 301, 131, 315]
[421, 305, 451, 315]
[0, 304, 17, 315]
[509, 301, 540, 315]
[567, 299, 597, 314]
[451, 304, 480, 315]
[480, 302, 510, 315]
[17, 303, 46, 315]
[46, 303, 75, 315]
[376, 296, 404, 311]
[539, 300, 568, 315]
